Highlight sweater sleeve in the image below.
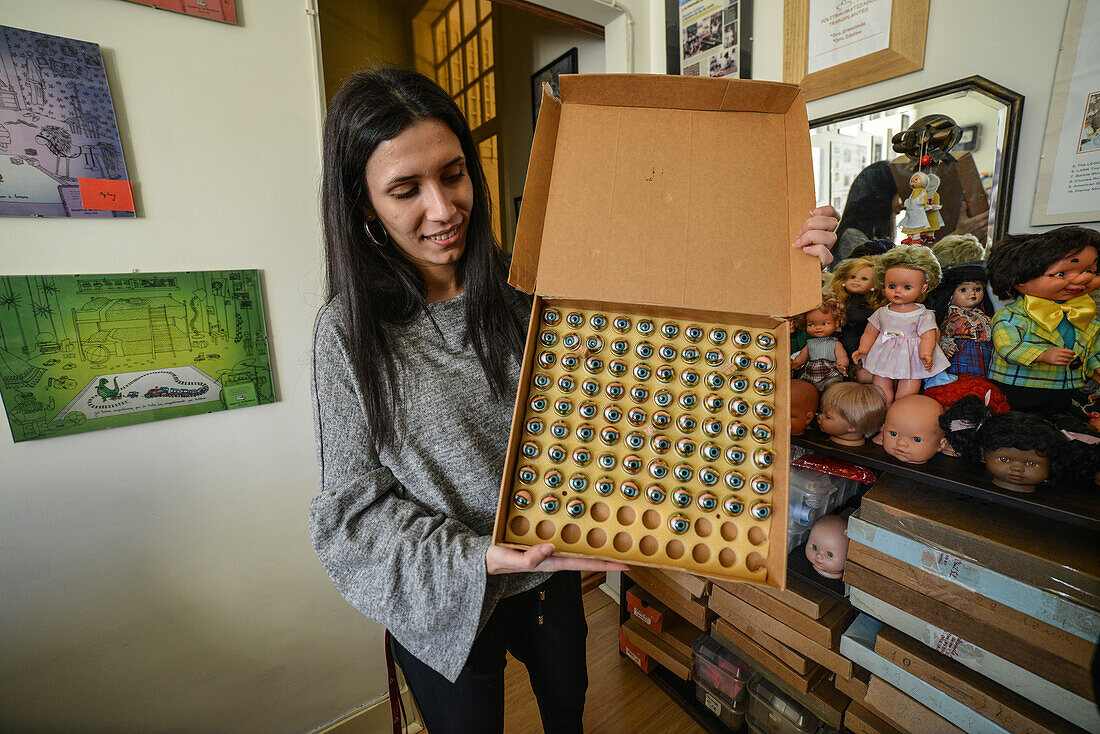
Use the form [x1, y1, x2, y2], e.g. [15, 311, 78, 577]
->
[308, 306, 492, 683]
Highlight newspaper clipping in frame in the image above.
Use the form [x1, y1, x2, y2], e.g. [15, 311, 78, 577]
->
[679, 0, 741, 78]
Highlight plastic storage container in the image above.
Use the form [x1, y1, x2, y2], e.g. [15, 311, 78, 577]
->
[787, 518, 810, 553]
[693, 634, 753, 704]
[747, 674, 822, 734]
[696, 677, 749, 729]
[788, 466, 857, 527]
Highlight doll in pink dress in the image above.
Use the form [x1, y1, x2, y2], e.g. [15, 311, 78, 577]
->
[852, 245, 950, 405]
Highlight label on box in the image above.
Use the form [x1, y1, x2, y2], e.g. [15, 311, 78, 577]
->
[625, 647, 643, 667]
[923, 624, 984, 666]
[704, 692, 722, 716]
[919, 549, 979, 591]
[632, 608, 653, 626]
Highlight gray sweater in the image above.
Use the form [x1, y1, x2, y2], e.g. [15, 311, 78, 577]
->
[309, 291, 547, 682]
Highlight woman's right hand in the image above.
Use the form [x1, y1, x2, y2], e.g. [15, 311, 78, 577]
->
[487, 543, 630, 575]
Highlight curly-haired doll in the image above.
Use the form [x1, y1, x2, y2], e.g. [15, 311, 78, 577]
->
[852, 245, 950, 405]
[829, 255, 878, 361]
[927, 262, 994, 377]
[791, 292, 849, 390]
[941, 395, 1095, 492]
[986, 226, 1100, 415]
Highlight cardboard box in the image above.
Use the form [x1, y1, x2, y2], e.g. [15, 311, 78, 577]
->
[629, 567, 713, 631]
[620, 626, 652, 673]
[716, 614, 814, 676]
[620, 616, 693, 680]
[494, 74, 824, 588]
[714, 618, 823, 693]
[875, 625, 1088, 734]
[753, 575, 836, 620]
[847, 592, 1100, 732]
[626, 585, 671, 633]
[844, 702, 905, 734]
[847, 532, 1096, 669]
[709, 584, 854, 679]
[834, 666, 871, 704]
[864, 676, 965, 734]
[716, 577, 855, 649]
[661, 569, 710, 600]
[844, 562, 1092, 699]
[858, 477, 1100, 612]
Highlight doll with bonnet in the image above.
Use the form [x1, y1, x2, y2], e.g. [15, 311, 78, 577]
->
[830, 255, 879, 362]
[852, 245, 950, 405]
[899, 171, 942, 244]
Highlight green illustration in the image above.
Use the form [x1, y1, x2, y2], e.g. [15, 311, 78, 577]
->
[0, 270, 273, 442]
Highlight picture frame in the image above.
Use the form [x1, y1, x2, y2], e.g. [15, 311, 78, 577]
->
[531, 48, 578, 130]
[954, 123, 981, 153]
[783, 0, 929, 102]
[665, 0, 753, 78]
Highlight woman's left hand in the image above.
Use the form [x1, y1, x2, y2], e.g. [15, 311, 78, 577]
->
[795, 205, 840, 266]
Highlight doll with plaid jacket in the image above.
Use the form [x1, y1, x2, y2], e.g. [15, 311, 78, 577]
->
[986, 226, 1100, 415]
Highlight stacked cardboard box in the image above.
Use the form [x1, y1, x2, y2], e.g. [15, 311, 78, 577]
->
[619, 569, 711, 681]
[706, 575, 854, 730]
[841, 477, 1099, 733]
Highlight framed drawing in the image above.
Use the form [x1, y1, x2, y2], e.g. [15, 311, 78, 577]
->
[531, 48, 577, 130]
[665, 0, 752, 78]
[955, 124, 981, 154]
[1032, 0, 1100, 225]
[783, 0, 929, 102]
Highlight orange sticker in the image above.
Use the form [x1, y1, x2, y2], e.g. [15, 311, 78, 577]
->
[78, 178, 135, 212]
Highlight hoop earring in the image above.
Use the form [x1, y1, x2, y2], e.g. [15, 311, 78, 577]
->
[364, 218, 389, 247]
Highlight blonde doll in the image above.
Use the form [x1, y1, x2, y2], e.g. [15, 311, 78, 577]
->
[852, 246, 950, 405]
[829, 255, 878, 360]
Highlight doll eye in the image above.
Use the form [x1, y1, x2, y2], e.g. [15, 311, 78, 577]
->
[576, 425, 595, 441]
[518, 467, 538, 484]
[597, 454, 616, 470]
[889, 431, 898, 437]
[566, 499, 586, 517]
[543, 309, 561, 325]
[569, 474, 588, 491]
[620, 481, 640, 499]
[668, 514, 690, 534]
[1026, 460, 1038, 467]
[540, 495, 561, 513]
[680, 369, 700, 387]
[572, 449, 592, 467]
[672, 489, 693, 508]
[595, 477, 615, 495]
[750, 502, 771, 520]
[613, 316, 631, 333]
[566, 312, 584, 327]
[722, 497, 744, 516]
[590, 314, 607, 330]
[997, 455, 1008, 463]
[811, 544, 818, 551]
[645, 485, 667, 504]
[526, 418, 545, 435]
[656, 366, 675, 383]
[513, 490, 533, 509]
[698, 492, 718, 510]
[913, 436, 922, 443]
[827, 551, 835, 558]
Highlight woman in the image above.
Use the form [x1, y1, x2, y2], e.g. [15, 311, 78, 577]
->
[309, 67, 838, 733]
[834, 160, 902, 262]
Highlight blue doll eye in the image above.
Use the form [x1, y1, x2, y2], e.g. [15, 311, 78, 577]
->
[565, 498, 586, 517]
[566, 312, 584, 327]
[722, 497, 744, 516]
[595, 477, 615, 495]
[513, 490, 533, 510]
[827, 551, 835, 558]
[645, 484, 667, 504]
[889, 431, 898, 437]
[668, 514, 690, 534]
[811, 544, 818, 551]
[543, 309, 561, 325]
[672, 489, 692, 507]
[540, 495, 561, 513]
[568, 474, 588, 491]
[750, 502, 771, 520]
[620, 481, 640, 499]
[697, 492, 718, 510]
[913, 437, 922, 443]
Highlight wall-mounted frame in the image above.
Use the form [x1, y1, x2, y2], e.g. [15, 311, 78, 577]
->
[531, 48, 577, 131]
[665, 0, 752, 78]
[809, 76, 1023, 244]
[784, 0, 929, 102]
[955, 124, 981, 154]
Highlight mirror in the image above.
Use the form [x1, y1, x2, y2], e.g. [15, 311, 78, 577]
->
[809, 76, 1023, 258]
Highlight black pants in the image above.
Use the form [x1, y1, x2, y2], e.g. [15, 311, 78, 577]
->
[391, 571, 588, 734]
[992, 380, 1076, 415]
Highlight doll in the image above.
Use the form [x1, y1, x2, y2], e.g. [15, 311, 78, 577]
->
[852, 246, 950, 405]
[927, 263, 994, 377]
[879, 394, 948, 464]
[805, 515, 849, 579]
[931, 234, 984, 271]
[986, 226, 1100, 415]
[790, 379, 819, 436]
[791, 292, 849, 390]
[941, 396, 1095, 492]
[899, 172, 942, 244]
[829, 255, 879, 361]
[817, 382, 887, 447]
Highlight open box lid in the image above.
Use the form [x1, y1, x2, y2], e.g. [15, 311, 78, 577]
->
[510, 74, 821, 318]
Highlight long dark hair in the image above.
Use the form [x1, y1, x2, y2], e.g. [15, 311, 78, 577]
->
[321, 67, 527, 452]
[837, 161, 899, 242]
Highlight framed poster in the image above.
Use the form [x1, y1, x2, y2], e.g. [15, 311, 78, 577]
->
[783, 0, 929, 102]
[120, 0, 239, 25]
[1032, 0, 1100, 225]
[531, 48, 577, 130]
[0, 270, 273, 442]
[666, 0, 752, 78]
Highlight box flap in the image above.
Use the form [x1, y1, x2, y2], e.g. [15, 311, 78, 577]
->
[517, 74, 820, 318]
[509, 84, 560, 294]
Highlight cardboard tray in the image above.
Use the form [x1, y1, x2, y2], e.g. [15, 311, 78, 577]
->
[495, 74, 823, 589]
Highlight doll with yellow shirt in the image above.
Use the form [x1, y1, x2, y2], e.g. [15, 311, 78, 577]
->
[986, 226, 1100, 416]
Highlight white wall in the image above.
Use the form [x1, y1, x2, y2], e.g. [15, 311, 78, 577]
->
[750, 0, 1075, 234]
[0, 2, 386, 732]
[497, 5, 606, 244]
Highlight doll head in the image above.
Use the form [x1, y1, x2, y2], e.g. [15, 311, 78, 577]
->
[940, 396, 1091, 491]
[830, 256, 878, 302]
[986, 226, 1100, 301]
[927, 263, 992, 324]
[796, 292, 845, 337]
[818, 382, 887, 446]
[909, 172, 928, 192]
[848, 240, 893, 259]
[790, 379, 819, 436]
[805, 515, 849, 579]
[881, 394, 947, 464]
[932, 234, 984, 270]
[873, 245, 941, 306]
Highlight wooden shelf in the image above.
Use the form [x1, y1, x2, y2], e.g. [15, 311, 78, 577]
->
[794, 429, 1100, 532]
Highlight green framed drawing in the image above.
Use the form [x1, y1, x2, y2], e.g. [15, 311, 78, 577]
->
[0, 270, 273, 442]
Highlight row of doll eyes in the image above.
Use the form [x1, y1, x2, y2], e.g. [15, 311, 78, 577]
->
[518, 447, 774, 477]
[535, 351, 776, 385]
[526, 422, 772, 452]
[530, 389, 775, 418]
[534, 368, 772, 395]
[542, 310, 777, 351]
[512, 487, 772, 524]
[540, 332, 776, 367]
[525, 403, 773, 437]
